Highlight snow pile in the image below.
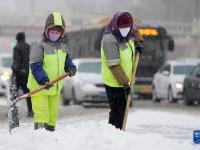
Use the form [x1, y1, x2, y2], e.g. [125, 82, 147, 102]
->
[0, 110, 199, 150]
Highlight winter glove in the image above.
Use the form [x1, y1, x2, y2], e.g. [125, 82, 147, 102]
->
[133, 29, 144, 42]
[123, 83, 131, 96]
[68, 67, 77, 77]
[44, 81, 54, 90]
[135, 42, 144, 54]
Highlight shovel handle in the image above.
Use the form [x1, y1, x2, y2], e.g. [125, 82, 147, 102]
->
[17, 72, 70, 100]
[122, 52, 140, 131]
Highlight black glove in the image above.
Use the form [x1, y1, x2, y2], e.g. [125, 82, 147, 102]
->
[123, 83, 131, 96]
[68, 67, 77, 77]
[44, 82, 54, 90]
[135, 42, 144, 54]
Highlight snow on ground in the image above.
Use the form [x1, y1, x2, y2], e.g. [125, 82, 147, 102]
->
[0, 110, 199, 150]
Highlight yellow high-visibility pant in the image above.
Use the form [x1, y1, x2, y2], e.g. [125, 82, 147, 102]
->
[31, 95, 60, 126]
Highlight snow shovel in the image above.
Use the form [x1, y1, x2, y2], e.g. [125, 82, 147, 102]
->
[122, 52, 140, 131]
[8, 72, 70, 134]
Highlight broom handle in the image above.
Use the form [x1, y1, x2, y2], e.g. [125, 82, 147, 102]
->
[122, 52, 140, 131]
[17, 72, 70, 101]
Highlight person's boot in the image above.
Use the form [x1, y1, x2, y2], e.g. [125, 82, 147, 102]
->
[44, 123, 55, 132]
[34, 123, 44, 130]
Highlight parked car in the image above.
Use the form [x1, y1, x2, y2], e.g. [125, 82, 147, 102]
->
[61, 58, 107, 105]
[183, 63, 200, 105]
[152, 59, 200, 103]
[0, 54, 12, 96]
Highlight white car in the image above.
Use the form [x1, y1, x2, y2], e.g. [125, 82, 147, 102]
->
[0, 54, 12, 96]
[152, 59, 200, 103]
[61, 58, 107, 105]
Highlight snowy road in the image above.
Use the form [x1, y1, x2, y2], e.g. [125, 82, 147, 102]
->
[0, 96, 200, 150]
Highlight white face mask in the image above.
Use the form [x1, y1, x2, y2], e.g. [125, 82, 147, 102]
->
[119, 27, 131, 37]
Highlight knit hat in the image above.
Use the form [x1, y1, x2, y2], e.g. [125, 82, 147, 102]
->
[116, 13, 133, 28]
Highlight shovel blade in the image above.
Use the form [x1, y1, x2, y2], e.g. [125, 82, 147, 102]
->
[8, 74, 19, 133]
[8, 104, 19, 133]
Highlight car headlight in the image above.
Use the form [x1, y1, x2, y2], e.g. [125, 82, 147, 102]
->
[175, 82, 183, 89]
[0, 72, 11, 81]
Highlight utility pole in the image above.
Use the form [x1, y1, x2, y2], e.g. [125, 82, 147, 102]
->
[193, 0, 200, 57]
[163, 0, 170, 21]
[193, 0, 200, 36]
[29, 0, 35, 26]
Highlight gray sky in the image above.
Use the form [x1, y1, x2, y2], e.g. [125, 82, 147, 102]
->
[0, 0, 198, 27]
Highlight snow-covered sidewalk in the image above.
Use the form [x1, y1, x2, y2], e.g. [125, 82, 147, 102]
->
[0, 110, 199, 150]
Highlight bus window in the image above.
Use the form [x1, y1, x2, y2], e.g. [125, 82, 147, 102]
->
[142, 38, 164, 61]
[167, 36, 174, 51]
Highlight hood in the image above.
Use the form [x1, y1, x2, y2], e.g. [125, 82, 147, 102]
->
[104, 11, 134, 43]
[76, 73, 103, 84]
[16, 32, 25, 42]
[43, 12, 66, 40]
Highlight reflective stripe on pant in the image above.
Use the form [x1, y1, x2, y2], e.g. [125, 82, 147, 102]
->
[31, 95, 60, 126]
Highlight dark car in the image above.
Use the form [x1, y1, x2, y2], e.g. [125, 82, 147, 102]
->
[183, 63, 200, 105]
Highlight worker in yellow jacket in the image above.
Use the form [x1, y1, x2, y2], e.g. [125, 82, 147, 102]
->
[27, 12, 76, 131]
[101, 11, 143, 129]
